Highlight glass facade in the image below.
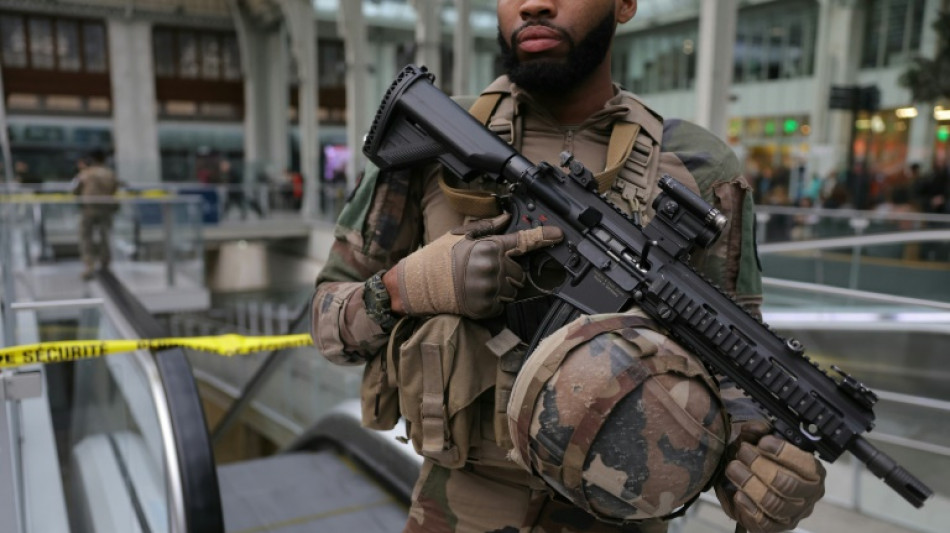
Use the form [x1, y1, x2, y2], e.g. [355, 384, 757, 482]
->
[27, 17, 54, 69]
[619, 0, 819, 94]
[861, 0, 927, 68]
[733, 0, 818, 83]
[56, 20, 81, 71]
[0, 14, 27, 66]
[619, 23, 698, 94]
[0, 13, 107, 72]
[81, 22, 108, 72]
[153, 28, 240, 81]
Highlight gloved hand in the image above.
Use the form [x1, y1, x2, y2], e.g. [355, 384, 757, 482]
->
[394, 213, 562, 319]
[714, 420, 826, 533]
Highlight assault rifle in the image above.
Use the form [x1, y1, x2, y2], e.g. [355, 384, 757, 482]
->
[362, 65, 933, 508]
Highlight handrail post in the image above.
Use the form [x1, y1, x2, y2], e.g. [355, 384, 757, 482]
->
[162, 202, 176, 287]
[847, 217, 869, 291]
[1, 205, 17, 345]
[0, 370, 42, 533]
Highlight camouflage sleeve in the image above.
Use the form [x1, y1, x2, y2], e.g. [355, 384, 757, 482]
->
[311, 163, 428, 365]
[660, 119, 762, 317]
[660, 119, 766, 431]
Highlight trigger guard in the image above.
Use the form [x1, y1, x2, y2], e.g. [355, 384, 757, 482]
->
[525, 253, 564, 295]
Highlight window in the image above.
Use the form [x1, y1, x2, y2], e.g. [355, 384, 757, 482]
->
[201, 34, 220, 79]
[0, 14, 106, 72]
[222, 35, 240, 80]
[56, 20, 81, 70]
[152, 28, 240, 80]
[28, 18, 54, 69]
[861, 0, 927, 68]
[318, 39, 345, 87]
[154, 29, 176, 76]
[178, 32, 198, 78]
[1, 15, 27, 67]
[82, 22, 107, 72]
[151, 27, 243, 120]
[619, 23, 698, 94]
[734, 1, 817, 84]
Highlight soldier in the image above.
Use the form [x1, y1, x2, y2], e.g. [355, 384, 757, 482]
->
[73, 150, 118, 280]
[312, 1, 825, 532]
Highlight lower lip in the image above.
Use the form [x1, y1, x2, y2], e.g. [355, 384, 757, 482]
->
[519, 38, 561, 53]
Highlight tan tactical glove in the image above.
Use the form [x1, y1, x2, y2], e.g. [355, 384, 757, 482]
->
[715, 420, 826, 533]
[395, 213, 562, 319]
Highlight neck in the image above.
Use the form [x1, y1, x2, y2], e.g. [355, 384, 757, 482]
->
[528, 60, 615, 124]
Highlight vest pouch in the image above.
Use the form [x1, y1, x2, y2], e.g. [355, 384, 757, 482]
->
[360, 317, 415, 431]
[397, 315, 498, 469]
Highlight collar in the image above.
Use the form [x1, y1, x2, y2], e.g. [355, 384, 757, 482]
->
[481, 76, 662, 141]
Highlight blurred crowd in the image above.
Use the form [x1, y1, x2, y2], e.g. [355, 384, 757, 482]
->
[749, 157, 950, 260]
[750, 159, 950, 216]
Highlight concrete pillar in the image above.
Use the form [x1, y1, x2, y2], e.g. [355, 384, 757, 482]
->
[452, 0, 473, 96]
[279, 0, 320, 219]
[107, 18, 160, 183]
[375, 42, 398, 108]
[212, 241, 269, 291]
[411, 0, 443, 87]
[694, 0, 737, 140]
[231, 5, 290, 186]
[475, 51, 496, 94]
[906, 0, 944, 169]
[810, 0, 864, 175]
[807, 0, 836, 180]
[339, 1, 370, 193]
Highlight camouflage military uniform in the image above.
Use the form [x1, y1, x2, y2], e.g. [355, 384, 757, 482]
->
[312, 77, 764, 532]
[74, 164, 119, 274]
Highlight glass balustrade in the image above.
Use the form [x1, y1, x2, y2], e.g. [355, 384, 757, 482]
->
[756, 205, 950, 245]
[2, 301, 178, 533]
[2, 195, 220, 532]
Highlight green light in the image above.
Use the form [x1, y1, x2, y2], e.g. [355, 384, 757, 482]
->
[784, 119, 799, 134]
[939, 126, 950, 143]
[764, 121, 776, 136]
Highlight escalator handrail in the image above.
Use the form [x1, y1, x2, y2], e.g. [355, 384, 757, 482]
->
[762, 277, 950, 311]
[97, 270, 224, 533]
[757, 228, 950, 254]
[209, 303, 311, 445]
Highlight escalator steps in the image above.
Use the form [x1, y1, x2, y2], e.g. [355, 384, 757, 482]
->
[218, 450, 407, 533]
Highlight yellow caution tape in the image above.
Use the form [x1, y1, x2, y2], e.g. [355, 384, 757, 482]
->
[0, 190, 171, 203]
[0, 333, 314, 369]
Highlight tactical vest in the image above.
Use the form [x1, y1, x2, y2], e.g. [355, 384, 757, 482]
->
[360, 84, 707, 470]
[438, 84, 702, 225]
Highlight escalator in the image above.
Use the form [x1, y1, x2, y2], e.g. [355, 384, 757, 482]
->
[1, 193, 420, 532]
[216, 402, 416, 533]
[1, 269, 418, 532]
[201, 305, 417, 533]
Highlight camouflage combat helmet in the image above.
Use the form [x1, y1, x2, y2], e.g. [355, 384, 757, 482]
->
[507, 311, 729, 523]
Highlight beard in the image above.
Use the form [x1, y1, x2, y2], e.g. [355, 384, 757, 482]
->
[498, 10, 616, 95]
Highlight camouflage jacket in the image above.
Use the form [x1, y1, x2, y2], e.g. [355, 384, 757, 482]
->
[311, 77, 763, 422]
[73, 164, 119, 217]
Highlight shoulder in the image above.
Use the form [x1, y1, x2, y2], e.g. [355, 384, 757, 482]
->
[660, 119, 742, 188]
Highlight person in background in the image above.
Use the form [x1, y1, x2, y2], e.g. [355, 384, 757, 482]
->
[220, 158, 263, 220]
[72, 149, 118, 280]
[14, 160, 41, 187]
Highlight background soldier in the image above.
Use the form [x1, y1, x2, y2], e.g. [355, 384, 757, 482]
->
[312, 1, 826, 532]
[73, 149, 118, 280]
